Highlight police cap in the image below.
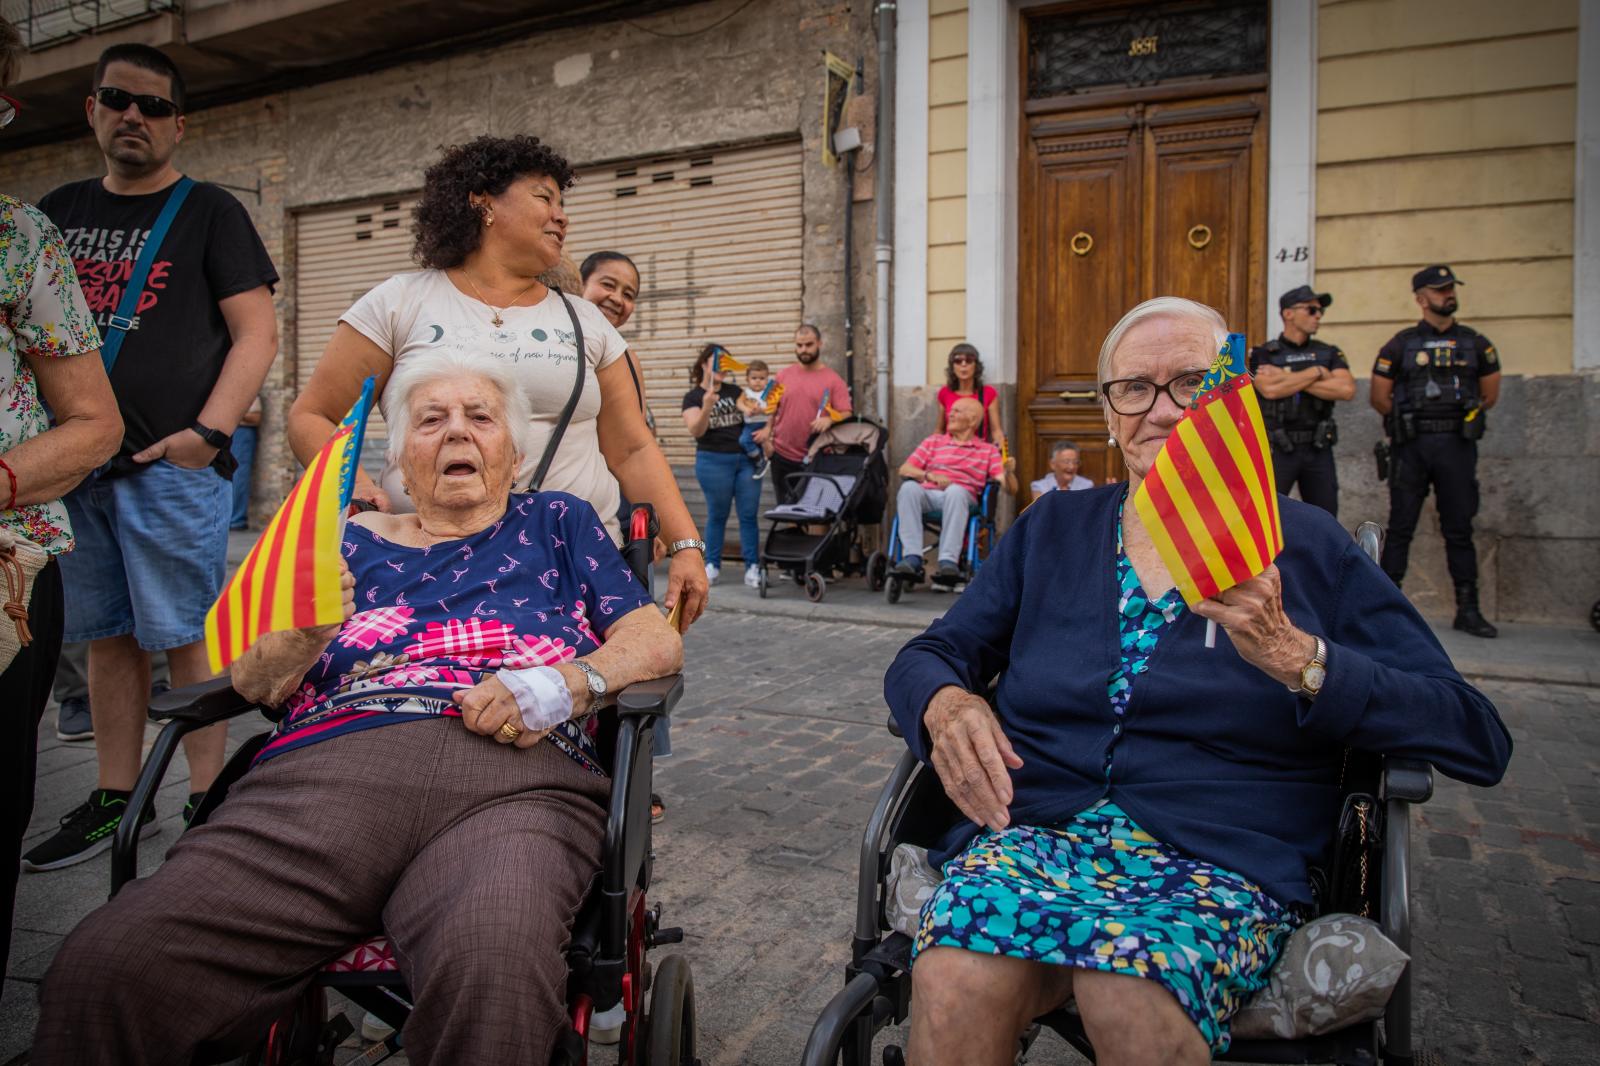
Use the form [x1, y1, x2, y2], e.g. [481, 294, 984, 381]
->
[1278, 285, 1331, 311]
[1412, 264, 1465, 291]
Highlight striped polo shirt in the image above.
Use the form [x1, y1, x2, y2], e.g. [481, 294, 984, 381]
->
[906, 433, 1004, 498]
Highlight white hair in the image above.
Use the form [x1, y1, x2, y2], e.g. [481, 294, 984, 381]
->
[382, 351, 535, 480]
[1096, 297, 1229, 388]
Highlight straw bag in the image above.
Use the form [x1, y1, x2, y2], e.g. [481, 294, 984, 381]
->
[0, 526, 47, 673]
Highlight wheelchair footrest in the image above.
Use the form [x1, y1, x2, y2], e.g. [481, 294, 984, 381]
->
[649, 925, 684, 947]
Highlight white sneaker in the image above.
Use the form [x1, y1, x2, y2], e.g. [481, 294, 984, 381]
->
[360, 1011, 395, 1042]
[743, 565, 762, 588]
[705, 563, 720, 585]
[590, 1002, 626, 1045]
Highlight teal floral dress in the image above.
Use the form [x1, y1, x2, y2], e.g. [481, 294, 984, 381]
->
[912, 502, 1299, 1053]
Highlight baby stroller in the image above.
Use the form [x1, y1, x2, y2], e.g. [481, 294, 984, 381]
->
[757, 416, 888, 603]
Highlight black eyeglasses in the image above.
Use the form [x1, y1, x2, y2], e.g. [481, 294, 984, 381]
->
[95, 86, 180, 119]
[1101, 372, 1207, 415]
[0, 94, 20, 130]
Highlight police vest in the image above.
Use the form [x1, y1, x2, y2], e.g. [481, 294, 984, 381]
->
[1395, 327, 1484, 418]
[1250, 339, 1337, 433]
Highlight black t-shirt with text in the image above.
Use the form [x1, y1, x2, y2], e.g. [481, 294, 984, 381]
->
[38, 177, 279, 476]
[681, 382, 745, 453]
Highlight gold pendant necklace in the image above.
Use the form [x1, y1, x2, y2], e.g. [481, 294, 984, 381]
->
[458, 269, 541, 327]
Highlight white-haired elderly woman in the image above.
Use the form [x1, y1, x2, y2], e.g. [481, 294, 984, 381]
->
[34, 351, 682, 1066]
[885, 297, 1511, 1064]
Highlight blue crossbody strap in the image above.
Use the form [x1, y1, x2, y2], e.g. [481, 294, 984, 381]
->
[99, 175, 195, 373]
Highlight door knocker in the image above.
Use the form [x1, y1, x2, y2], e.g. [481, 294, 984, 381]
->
[1187, 224, 1213, 250]
[1070, 231, 1094, 257]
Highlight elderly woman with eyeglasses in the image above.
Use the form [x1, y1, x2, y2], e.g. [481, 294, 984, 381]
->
[34, 351, 682, 1066]
[885, 297, 1512, 1065]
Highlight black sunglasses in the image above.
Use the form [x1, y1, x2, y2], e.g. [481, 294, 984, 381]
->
[95, 86, 180, 119]
[950, 354, 977, 364]
[1292, 304, 1325, 316]
[0, 93, 20, 129]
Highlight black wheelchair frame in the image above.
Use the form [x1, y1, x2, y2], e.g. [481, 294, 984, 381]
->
[802, 523, 1441, 1066]
[108, 505, 698, 1066]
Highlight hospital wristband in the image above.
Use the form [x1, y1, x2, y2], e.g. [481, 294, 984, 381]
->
[496, 664, 575, 733]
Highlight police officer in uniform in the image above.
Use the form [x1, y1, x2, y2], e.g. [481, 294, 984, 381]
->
[1370, 265, 1500, 638]
[1249, 285, 1355, 516]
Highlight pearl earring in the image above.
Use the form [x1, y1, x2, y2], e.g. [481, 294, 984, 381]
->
[1107, 435, 1118, 448]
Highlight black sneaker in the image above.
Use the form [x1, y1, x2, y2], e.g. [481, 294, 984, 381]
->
[936, 559, 962, 582]
[21, 790, 158, 872]
[752, 456, 769, 481]
[892, 557, 925, 581]
[55, 695, 94, 742]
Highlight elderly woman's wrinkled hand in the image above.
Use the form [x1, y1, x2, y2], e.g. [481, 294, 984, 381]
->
[1190, 565, 1317, 687]
[453, 676, 551, 749]
[304, 560, 357, 643]
[925, 686, 1024, 831]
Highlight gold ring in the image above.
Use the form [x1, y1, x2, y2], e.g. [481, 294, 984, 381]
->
[499, 721, 523, 742]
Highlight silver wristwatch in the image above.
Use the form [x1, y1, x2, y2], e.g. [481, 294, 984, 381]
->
[573, 659, 608, 702]
[666, 538, 706, 557]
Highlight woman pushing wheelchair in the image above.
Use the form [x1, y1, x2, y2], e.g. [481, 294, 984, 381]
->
[885, 298, 1511, 1065]
[32, 351, 682, 1065]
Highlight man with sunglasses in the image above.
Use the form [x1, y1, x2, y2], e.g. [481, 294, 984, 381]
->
[1247, 285, 1354, 518]
[25, 44, 280, 873]
[1369, 265, 1500, 639]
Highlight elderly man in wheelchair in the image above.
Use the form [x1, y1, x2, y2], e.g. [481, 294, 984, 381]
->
[864, 298, 1512, 1065]
[31, 351, 684, 1066]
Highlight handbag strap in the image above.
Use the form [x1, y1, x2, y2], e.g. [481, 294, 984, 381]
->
[100, 176, 195, 373]
[527, 287, 587, 492]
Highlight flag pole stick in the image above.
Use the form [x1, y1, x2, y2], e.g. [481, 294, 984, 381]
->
[1204, 618, 1218, 649]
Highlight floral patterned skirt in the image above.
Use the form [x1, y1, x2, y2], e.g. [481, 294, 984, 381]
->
[912, 800, 1298, 1053]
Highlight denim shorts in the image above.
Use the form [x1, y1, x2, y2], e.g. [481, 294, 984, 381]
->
[58, 460, 232, 650]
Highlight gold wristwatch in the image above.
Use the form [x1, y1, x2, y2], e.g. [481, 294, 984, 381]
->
[1289, 636, 1328, 699]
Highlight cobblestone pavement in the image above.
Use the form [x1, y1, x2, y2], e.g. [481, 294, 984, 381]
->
[4, 609, 1597, 1065]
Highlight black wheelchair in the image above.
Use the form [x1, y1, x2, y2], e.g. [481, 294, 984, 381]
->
[803, 523, 1441, 1066]
[872, 481, 999, 604]
[109, 505, 699, 1066]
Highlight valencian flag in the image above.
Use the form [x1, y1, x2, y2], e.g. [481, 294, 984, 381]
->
[817, 387, 847, 423]
[712, 346, 746, 375]
[204, 376, 376, 673]
[1132, 333, 1283, 607]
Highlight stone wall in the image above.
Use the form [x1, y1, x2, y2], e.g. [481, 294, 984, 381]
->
[0, 0, 880, 525]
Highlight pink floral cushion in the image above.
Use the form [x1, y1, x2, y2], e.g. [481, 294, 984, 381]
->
[325, 936, 398, 973]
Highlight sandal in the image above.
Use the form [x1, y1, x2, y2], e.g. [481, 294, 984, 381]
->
[651, 793, 666, 824]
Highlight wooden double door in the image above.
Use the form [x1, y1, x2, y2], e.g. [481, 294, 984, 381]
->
[1018, 91, 1266, 491]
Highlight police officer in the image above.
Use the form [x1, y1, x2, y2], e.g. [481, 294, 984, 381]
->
[1249, 285, 1355, 516]
[1370, 265, 1500, 638]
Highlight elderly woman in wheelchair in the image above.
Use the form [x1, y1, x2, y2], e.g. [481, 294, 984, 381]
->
[882, 298, 1511, 1065]
[32, 351, 682, 1066]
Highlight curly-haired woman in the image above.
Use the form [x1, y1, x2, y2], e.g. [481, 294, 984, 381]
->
[936, 343, 1007, 452]
[288, 136, 708, 628]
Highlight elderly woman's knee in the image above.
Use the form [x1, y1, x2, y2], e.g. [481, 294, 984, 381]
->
[912, 948, 1040, 1030]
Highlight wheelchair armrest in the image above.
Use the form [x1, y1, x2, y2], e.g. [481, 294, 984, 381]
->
[614, 674, 684, 719]
[1380, 757, 1434, 804]
[148, 676, 265, 726]
[886, 714, 903, 739]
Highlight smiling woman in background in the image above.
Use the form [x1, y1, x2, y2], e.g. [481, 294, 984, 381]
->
[288, 136, 707, 628]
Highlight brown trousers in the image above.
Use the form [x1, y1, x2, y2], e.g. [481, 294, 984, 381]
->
[33, 719, 609, 1065]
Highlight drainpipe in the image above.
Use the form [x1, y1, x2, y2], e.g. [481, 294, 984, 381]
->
[874, 0, 896, 427]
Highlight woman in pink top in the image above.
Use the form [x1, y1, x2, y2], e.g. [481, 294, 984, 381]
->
[935, 343, 1007, 453]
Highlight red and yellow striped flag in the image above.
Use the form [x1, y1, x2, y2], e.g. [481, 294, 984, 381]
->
[1132, 333, 1283, 606]
[204, 376, 376, 673]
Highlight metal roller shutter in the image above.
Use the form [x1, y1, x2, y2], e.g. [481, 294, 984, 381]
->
[292, 138, 804, 475]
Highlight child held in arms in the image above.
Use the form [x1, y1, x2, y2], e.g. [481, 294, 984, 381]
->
[736, 359, 775, 479]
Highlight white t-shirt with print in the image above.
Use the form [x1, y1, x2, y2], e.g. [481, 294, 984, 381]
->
[341, 270, 630, 541]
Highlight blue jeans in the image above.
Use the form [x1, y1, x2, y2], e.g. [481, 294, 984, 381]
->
[228, 425, 259, 529]
[58, 461, 231, 650]
[738, 421, 766, 462]
[694, 449, 761, 568]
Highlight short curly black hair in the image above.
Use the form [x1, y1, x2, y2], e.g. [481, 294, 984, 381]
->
[412, 135, 575, 270]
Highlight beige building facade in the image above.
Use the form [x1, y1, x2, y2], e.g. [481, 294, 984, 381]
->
[893, 0, 1598, 624]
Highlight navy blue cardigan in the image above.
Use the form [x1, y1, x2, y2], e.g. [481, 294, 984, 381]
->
[885, 484, 1512, 907]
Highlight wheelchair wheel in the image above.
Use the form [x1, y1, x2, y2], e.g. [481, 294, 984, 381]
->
[245, 986, 332, 1065]
[806, 572, 827, 602]
[866, 551, 887, 592]
[1591, 598, 1600, 632]
[646, 954, 698, 1066]
[885, 574, 902, 604]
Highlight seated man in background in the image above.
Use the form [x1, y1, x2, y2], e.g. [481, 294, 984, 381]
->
[893, 397, 1016, 583]
[1029, 439, 1092, 499]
